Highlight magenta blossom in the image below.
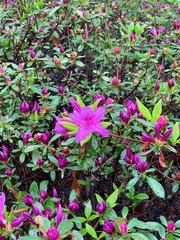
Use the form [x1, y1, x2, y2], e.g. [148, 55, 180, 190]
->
[0, 145, 8, 162]
[70, 106, 109, 142]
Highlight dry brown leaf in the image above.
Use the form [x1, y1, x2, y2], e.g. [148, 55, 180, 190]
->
[141, 141, 150, 150]
[52, 37, 61, 47]
[71, 171, 81, 196]
[158, 151, 166, 168]
[13, 207, 28, 215]
[2, 0, 7, 9]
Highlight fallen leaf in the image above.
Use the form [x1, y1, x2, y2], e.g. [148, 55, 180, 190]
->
[52, 37, 61, 47]
[71, 171, 81, 196]
[158, 151, 166, 168]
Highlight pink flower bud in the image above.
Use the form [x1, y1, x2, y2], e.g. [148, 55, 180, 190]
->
[119, 222, 128, 235]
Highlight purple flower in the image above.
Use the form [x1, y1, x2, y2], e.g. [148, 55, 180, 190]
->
[149, 49, 155, 55]
[0, 145, 9, 162]
[47, 228, 60, 240]
[58, 86, 64, 94]
[167, 221, 175, 232]
[41, 87, 48, 96]
[42, 209, 53, 220]
[124, 147, 133, 164]
[5, 167, 12, 176]
[10, 216, 24, 228]
[149, 28, 156, 36]
[119, 222, 128, 235]
[68, 199, 80, 213]
[22, 132, 33, 145]
[23, 212, 38, 226]
[70, 106, 109, 142]
[70, 98, 82, 112]
[106, 98, 114, 106]
[155, 81, 160, 91]
[20, 101, 30, 114]
[33, 204, 40, 216]
[167, 79, 175, 89]
[157, 26, 163, 35]
[133, 153, 141, 165]
[96, 200, 106, 214]
[57, 154, 68, 168]
[36, 158, 44, 166]
[95, 156, 107, 167]
[29, 49, 36, 59]
[94, 93, 106, 106]
[55, 204, 63, 229]
[160, 128, 172, 141]
[130, 33, 136, 41]
[155, 123, 161, 139]
[32, 101, 40, 113]
[103, 220, 115, 236]
[101, 6, 106, 13]
[53, 188, 58, 198]
[0, 192, 5, 224]
[136, 161, 148, 173]
[125, 100, 138, 115]
[23, 194, 34, 207]
[119, 110, 131, 125]
[0, 234, 7, 240]
[40, 130, 51, 145]
[54, 116, 74, 135]
[142, 133, 156, 143]
[40, 190, 48, 199]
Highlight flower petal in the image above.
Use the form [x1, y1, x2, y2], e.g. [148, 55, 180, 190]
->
[75, 127, 91, 142]
[93, 107, 105, 122]
[92, 123, 109, 137]
[71, 111, 84, 125]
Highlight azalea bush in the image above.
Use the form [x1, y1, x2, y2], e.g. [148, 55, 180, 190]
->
[0, 0, 180, 239]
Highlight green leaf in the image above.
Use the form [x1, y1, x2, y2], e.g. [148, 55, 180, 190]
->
[136, 98, 152, 121]
[128, 218, 138, 230]
[100, 122, 111, 128]
[95, 194, 103, 203]
[147, 177, 165, 198]
[122, 206, 129, 218]
[85, 223, 97, 239]
[163, 145, 177, 153]
[60, 122, 79, 131]
[128, 233, 149, 240]
[126, 177, 139, 190]
[72, 230, 84, 240]
[24, 145, 42, 153]
[76, 95, 85, 107]
[40, 180, 48, 192]
[90, 99, 101, 110]
[84, 200, 92, 219]
[59, 220, 74, 235]
[91, 135, 98, 150]
[152, 100, 162, 120]
[172, 122, 180, 142]
[106, 188, 119, 207]
[29, 181, 39, 195]
[128, 22, 134, 34]
[19, 237, 44, 240]
[80, 133, 92, 146]
[135, 193, 149, 200]
[76, 60, 85, 67]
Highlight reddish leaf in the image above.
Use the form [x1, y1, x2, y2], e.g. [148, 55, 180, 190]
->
[140, 148, 154, 156]
[158, 151, 166, 168]
[2, 0, 7, 9]
[141, 141, 150, 150]
[71, 171, 81, 196]
[52, 37, 61, 47]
